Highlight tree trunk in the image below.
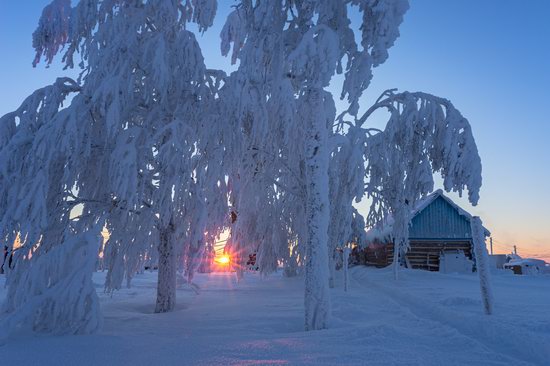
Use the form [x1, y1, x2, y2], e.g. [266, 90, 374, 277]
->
[304, 88, 331, 331]
[155, 222, 177, 313]
[235, 262, 245, 282]
[471, 216, 493, 315]
[343, 246, 351, 292]
[391, 208, 409, 281]
[328, 252, 336, 288]
[393, 240, 400, 280]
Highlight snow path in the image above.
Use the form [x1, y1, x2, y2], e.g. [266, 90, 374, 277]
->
[1, 268, 549, 365]
[351, 268, 550, 365]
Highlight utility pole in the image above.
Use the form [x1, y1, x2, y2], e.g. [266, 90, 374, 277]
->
[513, 245, 517, 256]
[489, 237, 493, 255]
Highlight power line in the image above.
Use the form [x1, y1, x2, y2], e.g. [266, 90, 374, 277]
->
[491, 238, 514, 247]
[492, 243, 513, 251]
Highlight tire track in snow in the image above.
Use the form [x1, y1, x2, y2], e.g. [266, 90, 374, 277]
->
[351, 269, 550, 366]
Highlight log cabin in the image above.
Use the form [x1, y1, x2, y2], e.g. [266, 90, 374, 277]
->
[364, 190, 490, 271]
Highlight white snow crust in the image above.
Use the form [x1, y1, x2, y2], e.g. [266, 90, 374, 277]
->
[1, 268, 548, 365]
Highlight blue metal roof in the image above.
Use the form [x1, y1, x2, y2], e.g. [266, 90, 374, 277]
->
[409, 195, 473, 239]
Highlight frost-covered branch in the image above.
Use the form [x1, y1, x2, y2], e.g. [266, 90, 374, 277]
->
[360, 89, 482, 278]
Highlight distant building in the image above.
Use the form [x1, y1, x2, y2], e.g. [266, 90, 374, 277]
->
[364, 190, 490, 272]
[489, 254, 507, 269]
[503, 258, 550, 275]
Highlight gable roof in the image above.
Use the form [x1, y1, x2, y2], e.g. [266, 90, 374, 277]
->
[365, 189, 490, 243]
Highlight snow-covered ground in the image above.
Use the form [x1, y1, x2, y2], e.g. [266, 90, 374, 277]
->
[1, 267, 549, 365]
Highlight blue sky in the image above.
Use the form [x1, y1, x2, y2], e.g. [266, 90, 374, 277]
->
[1, 1, 549, 259]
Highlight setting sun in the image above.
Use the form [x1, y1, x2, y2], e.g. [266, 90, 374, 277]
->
[215, 255, 230, 265]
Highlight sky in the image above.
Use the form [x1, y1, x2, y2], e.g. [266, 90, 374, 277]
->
[0, 1, 549, 260]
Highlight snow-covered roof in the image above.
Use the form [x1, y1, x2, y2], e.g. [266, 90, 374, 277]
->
[365, 189, 490, 243]
[504, 258, 548, 267]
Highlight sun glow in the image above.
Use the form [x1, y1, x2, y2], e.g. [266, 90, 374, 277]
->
[215, 254, 231, 265]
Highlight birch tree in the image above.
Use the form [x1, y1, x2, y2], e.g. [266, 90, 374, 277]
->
[361, 90, 482, 279]
[220, 0, 483, 329]
[0, 0, 224, 334]
[219, 0, 410, 330]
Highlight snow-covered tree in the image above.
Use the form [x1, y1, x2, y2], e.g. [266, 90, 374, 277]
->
[0, 0, 226, 334]
[219, 0, 482, 330]
[361, 90, 482, 279]
[218, 0, 411, 330]
[0, 78, 104, 337]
